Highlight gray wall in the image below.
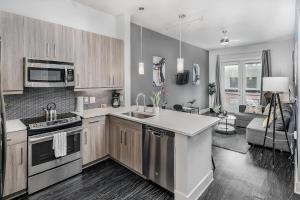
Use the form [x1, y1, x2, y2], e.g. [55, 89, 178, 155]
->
[131, 23, 209, 109]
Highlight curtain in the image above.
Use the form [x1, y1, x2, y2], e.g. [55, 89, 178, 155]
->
[260, 50, 272, 105]
[214, 55, 222, 109]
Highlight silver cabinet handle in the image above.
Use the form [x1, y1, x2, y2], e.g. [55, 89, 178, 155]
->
[20, 147, 23, 165]
[88, 121, 99, 124]
[112, 75, 115, 86]
[54, 43, 56, 58]
[85, 131, 87, 145]
[46, 43, 49, 57]
[124, 131, 127, 146]
[120, 130, 123, 144]
[65, 67, 68, 86]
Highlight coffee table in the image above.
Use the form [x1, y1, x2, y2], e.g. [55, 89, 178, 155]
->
[215, 114, 236, 134]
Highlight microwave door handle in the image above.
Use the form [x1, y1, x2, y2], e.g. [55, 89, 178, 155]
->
[64, 67, 68, 85]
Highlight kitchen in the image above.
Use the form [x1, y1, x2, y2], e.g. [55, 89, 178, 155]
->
[0, 5, 218, 200]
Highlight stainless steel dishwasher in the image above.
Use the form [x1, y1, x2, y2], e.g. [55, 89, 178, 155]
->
[143, 125, 174, 192]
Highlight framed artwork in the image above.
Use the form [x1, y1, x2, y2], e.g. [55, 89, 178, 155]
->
[153, 56, 166, 87]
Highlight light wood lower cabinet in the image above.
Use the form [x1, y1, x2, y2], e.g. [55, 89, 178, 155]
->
[109, 117, 142, 174]
[82, 116, 108, 165]
[4, 130, 27, 197]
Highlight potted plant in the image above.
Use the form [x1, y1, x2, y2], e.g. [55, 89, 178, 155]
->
[150, 91, 161, 114]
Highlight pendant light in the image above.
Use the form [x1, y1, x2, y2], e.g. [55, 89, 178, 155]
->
[138, 7, 145, 75]
[177, 14, 186, 73]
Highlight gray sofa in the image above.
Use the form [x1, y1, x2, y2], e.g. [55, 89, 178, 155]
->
[235, 105, 264, 128]
[246, 105, 295, 152]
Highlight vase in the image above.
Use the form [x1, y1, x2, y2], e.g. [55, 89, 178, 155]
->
[153, 106, 160, 115]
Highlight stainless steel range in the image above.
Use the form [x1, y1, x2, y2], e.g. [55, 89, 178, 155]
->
[21, 113, 82, 194]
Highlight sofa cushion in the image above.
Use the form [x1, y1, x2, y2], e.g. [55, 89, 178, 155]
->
[271, 104, 292, 131]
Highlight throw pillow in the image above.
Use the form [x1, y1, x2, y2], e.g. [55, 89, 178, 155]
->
[263, 103, 271, 116]
[270, 103, 292, 131]
[262, 113, 274, 128]
[245, 105, 262, 114]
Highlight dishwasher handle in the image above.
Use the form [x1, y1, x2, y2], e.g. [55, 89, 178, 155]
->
[150, 130, 163, 137]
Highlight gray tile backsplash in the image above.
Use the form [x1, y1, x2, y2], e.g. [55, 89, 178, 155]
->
[5, 88, 75, 120]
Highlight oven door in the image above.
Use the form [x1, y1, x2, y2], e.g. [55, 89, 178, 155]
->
[28, 126, 82, 176]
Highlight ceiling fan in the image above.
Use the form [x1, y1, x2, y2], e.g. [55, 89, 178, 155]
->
[220, 30, 240, 46]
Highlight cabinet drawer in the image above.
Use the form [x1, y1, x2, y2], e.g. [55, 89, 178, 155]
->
[7, 130, 27, 145]
[83, 116, 106, 127]
[110, 116, 142, 131]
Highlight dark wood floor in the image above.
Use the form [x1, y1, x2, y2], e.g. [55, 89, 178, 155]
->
[16, 146, 299, 200]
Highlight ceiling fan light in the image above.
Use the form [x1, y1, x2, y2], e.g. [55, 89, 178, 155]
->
[177, 58, 184, 73]
[220, 38, 229, 46]
[138, 62, 145, 75]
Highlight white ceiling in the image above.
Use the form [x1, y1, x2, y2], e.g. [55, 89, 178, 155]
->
[77, 0, 295, 50]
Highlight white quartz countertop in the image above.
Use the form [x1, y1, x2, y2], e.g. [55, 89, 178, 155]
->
[74, 106, 220, 137]
[6, 119, 27, 133]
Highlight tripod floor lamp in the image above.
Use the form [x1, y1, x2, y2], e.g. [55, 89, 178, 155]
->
[261, 77, 291, 168]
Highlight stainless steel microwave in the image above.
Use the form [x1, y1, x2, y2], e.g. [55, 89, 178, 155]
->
[24, 58, 75, 88]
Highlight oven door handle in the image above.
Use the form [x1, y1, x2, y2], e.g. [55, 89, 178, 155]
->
[29, 128, 82, 143]
[65, 66, 68, 86]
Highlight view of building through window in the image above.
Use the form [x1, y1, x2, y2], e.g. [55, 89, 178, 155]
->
[223, 62, 262, 112]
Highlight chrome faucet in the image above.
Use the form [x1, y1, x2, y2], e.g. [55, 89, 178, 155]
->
[136, 93, 146, 112]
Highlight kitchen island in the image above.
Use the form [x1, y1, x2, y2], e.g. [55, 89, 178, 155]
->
[76, 106, 219, 200]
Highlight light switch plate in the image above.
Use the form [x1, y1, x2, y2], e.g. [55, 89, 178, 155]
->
[90, 97, 96, 104]
[84, 97, 89, 104]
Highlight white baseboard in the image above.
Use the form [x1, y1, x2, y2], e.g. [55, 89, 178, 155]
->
[175, 170, 213, 200]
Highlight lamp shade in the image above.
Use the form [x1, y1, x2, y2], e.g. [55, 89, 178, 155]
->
[263, 77, 289, 93]
[138, 62, 144, 75]
[177, 58, 184, 73]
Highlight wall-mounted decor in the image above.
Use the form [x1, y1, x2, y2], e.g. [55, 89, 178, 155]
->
[153, 56, 166, 87]
[176, 70, 189, 85]
[192, 64, 200, 85]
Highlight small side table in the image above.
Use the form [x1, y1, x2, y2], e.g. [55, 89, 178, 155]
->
[215, 114, 236, 134]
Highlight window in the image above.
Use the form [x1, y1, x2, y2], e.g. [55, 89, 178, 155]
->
[222, 61, 262, 112]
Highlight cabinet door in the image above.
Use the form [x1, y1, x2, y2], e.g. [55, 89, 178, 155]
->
[110, 38, 124, 88]
[82, 127, 93, 165]
[58, 26, 75, 62]
[4, 142, 27, 196]
[109, 118, 122, 161]
[100, 36, 111, 87]
[75, 31, 99, 89]
[91, 120, 107, 161]
[74, 29, 85, 88]
[24, 17, 48, 59]
[0, 11, 24, 93]
[125, 126, 142, 174]
[82, 117, 107, 165]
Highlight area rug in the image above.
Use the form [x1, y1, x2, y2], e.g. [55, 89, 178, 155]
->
[212, 127, 251, 154]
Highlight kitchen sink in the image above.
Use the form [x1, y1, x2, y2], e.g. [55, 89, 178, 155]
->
[122, 112, 154, 119]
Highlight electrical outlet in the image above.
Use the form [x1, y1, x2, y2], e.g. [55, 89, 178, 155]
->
[84, 97, 89, 104]
[90, 97, 96, 104]
[120, 95, 124, 102]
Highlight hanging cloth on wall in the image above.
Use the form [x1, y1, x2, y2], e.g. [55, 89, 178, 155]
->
[260, 50, 272, 105]
[214, 55, 222, 109]
[192, 64, 200, 85]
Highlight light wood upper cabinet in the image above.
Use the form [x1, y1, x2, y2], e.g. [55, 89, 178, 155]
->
[110, 38, 124, 88]
[75, 33, 124, 90]
[0, 11, 24, 93]
[4, 130, 27, 197]
[109, 117, 142, 174]
[24, 17, 74, 61]
[82, 116, 107, 165]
